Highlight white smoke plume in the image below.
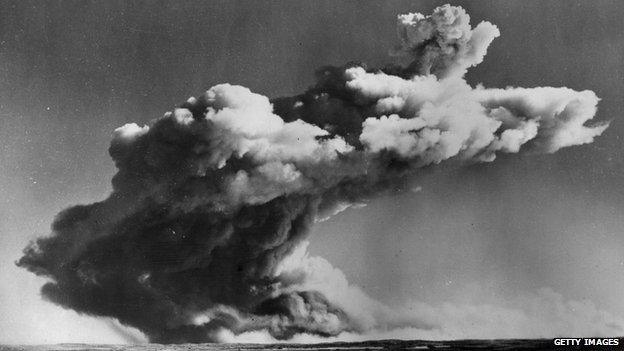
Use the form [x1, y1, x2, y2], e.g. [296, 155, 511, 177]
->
[17, 4, 610, 343]
[393, 4, 500, 78]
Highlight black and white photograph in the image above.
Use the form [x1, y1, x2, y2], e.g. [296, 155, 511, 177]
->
[1, 1, 623, 350]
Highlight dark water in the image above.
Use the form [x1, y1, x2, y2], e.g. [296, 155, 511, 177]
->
[2, 339, 621, 351]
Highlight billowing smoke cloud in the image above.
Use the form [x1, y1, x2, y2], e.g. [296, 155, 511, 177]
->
[393, 5, 500, 78]
[17, 5, 609, 343]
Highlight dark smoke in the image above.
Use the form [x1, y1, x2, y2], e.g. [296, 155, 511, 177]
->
[17, 5, 607, 343]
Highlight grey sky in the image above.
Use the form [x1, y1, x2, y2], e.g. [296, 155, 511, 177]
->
[1, 0, 623, 343]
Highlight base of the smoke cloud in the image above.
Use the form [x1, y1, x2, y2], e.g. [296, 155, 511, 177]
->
[52, 243, 624, 345]
[247, 242, 624, 344]
[106, 278, 624, 345]
[207, 243, 624, 344]
[215, 288, 624, 344]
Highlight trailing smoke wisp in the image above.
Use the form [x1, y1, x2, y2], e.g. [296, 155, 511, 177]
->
[17, 5, 608, 343]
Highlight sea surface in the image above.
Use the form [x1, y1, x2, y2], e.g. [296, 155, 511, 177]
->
[1, 339, 620, 351]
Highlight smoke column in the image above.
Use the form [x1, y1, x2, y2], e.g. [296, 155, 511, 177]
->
[17, 5, 608, 343]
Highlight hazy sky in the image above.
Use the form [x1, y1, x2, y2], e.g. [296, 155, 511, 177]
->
[1, 0, 624, 344]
